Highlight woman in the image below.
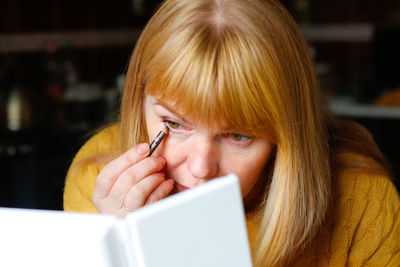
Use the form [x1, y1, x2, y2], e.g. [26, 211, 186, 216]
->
[64, 0, 400, 265]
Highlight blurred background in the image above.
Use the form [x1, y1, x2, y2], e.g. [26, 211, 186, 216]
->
[0, 0, 399, 210]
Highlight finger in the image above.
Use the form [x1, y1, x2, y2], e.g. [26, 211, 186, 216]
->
[123, 173, 166, 210]
[108, 157, 166, 201]
[93, 143, 149, 199]
[145, 179, 175, 205]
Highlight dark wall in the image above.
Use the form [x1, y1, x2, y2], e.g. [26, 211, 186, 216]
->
[0, 0, 162, 210]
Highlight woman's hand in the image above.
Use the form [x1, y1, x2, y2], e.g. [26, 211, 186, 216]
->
[92, 143, 174, 217]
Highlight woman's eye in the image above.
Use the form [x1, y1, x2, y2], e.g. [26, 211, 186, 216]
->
[163, 120, 182, 130]
[227, 133, 251, 142]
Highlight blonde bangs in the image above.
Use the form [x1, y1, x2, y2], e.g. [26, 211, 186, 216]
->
[144, 24, 276, 138]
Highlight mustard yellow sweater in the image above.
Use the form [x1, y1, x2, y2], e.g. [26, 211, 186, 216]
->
[64, 125, 400, 266]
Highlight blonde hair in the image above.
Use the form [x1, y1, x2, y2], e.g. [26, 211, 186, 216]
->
[119, 0, 385, 265]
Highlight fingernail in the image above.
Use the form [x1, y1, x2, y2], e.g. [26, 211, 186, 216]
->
[137, 143, 149, 155]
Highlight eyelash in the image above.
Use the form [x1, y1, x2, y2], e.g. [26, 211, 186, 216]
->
[163, 119, 253, 145]
[162, 119, 185, 131]
[223, 133, 253, 146]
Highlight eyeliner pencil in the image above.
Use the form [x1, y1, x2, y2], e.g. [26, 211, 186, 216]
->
[148, 127, 169, 156]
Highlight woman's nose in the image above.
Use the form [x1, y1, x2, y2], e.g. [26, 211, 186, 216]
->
[186, 137, 218, 180]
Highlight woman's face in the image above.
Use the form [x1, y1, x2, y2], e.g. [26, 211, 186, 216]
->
[144, 95, 275, 198]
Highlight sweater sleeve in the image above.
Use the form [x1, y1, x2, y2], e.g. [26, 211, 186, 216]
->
[312, 169, 400, 267]
[292, 169, 400, 266]
[343, 175, 400, 266]
[63, 124, 119, 213]
[245, 150, 400, 266]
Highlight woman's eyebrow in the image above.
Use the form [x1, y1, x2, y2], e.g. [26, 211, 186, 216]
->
[154, 101, 241, 131]
[153, 101, 189, 123]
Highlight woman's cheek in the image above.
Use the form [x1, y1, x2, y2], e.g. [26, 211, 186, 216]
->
[229, 153, 267, 196]
[162, 134, 188, 165]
